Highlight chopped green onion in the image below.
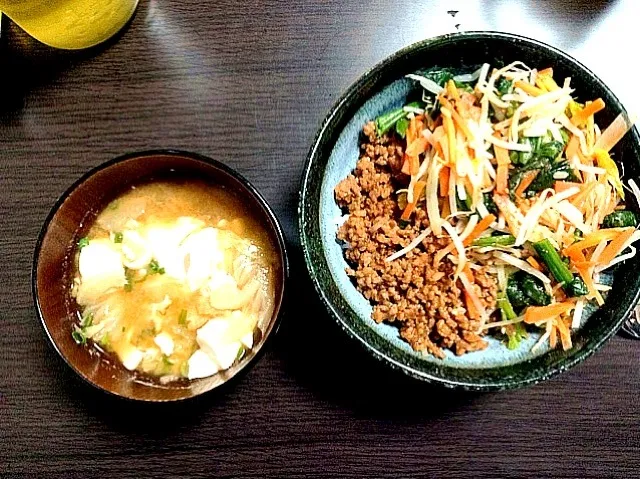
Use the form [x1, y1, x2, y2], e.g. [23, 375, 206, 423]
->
[99, 334, 111, 349]
[81, 312, 94, 328]
[162, 355, 174, 367]
[77, 237, 90, 249]
[180, 362, 189, 378]
[236, 346, 245, 361]
[178, 309, 188, 326]
[113, 232, 123, 243]
[71, 329, 86, 345]
[107, 200, 119, 210]
[148, 259, 165, 275]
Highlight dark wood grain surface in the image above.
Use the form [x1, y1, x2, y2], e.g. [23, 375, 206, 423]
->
[2, 1, 640, 477]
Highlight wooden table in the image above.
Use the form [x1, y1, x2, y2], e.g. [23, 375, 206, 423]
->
[2, 1, 639, 477]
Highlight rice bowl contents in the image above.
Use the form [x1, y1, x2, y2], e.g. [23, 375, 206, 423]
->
[335, 62, 640, 358]
[70, 180, 278, 382]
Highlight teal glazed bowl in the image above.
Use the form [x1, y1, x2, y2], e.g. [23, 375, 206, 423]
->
[299, 32, 640, 390]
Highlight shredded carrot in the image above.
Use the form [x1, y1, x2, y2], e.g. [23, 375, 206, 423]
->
[514, 80, 545, 97]
[462, 214, 497, 246]
[597, 227, 635, 266]
[556, 317, 572, 350]
[406, 116, 419, 145]
[446, 80, 461, 102]
[571, 98, 605, 126]
[554, 181, 582, 193]
[493, 194, 520, 237]
[464, 289, 480, 319]
[549, 321, 558, 348]
[439, 96, 474, 141]
[526, 256, 542, 271]
[441, 196, 451, 219]
[563, 228, 624, 256]
[524, 302, 576, 324]
[569, 181, 595, 209]
[441, 107, 457, 165]
[463, 264, 475, 282]
[515, 170, 539, 198]
[439, 166, 450, 197]
[400, 181, 427, 221]
[405, 136, 429, 158]
[595, 112, 634, 153]
[494, 143, 510, 195]
[565, 135, 580, 160]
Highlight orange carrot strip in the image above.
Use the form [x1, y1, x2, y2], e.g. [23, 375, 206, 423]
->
[405, 136, 429, 157]
[595, 112, 634, 153]
[554, 181, 582, 193]
[515, 170, 539, 198]
[569, 181, 596, 209]
[563, 229, 622, 256]
[514, 80, 545, 97]
[462, 214, 497, 247]
[439, 96, 474, 141]
[441, 108, 457, 165]
[439, 166, 450, 197]
[446, 80, 461, 102]
[571, 98, 605, 126]
[549, 321, 558, 348]
[464, 290, 480, 319]
[557, 318, 572, 351]
[406, 116, 418, 145]
[524, 302, 576, 324]
[597, 228, 635, 266]
[494, 144, 510, 195]
[527, 256, 542, 271]
[400, 181, 426, 221]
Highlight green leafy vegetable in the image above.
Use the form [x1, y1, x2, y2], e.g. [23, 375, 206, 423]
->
[472, 234, 516, 248]
[113, 232, 123, 243]
[482, 193, 498, 216]
[77, 237, 90, 249]
[148, 259, 165, 275]
[416, 67, 475, 90]
[374, 101, 422, 136]
[602, 210, 638, 228]
[395, 117, 410, 138]
[533, 239, 586, 297]
[496, 78, 513, 96]
[507, 271, 551, 309]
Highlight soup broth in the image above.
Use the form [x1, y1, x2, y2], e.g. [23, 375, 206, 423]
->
[70, 179, 277, 382]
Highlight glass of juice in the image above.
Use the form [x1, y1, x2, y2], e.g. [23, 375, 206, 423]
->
[0, 0, 139, 50]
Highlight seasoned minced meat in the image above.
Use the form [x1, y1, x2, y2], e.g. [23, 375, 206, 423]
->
[335, 122, 498, 358]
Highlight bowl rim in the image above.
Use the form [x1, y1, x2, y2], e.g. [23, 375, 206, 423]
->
[298, 31, 640, 390]
[32, 149, 290, 402]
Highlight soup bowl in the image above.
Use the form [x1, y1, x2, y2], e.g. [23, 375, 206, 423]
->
[33, 150, 288, 401]
[299, 32, 640, 390]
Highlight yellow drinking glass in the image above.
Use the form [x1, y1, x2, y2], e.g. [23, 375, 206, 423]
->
[0, 0, 139, 50]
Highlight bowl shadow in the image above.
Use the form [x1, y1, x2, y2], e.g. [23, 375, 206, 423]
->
[273, 243, 480, 420]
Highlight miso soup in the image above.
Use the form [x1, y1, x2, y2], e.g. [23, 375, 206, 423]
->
[70, 179, 278, 382]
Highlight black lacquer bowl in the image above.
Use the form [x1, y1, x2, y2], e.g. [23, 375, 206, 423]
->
[299, 32, 640, 390]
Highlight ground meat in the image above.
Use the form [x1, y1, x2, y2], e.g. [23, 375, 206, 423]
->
[335, 122, 498, 358]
